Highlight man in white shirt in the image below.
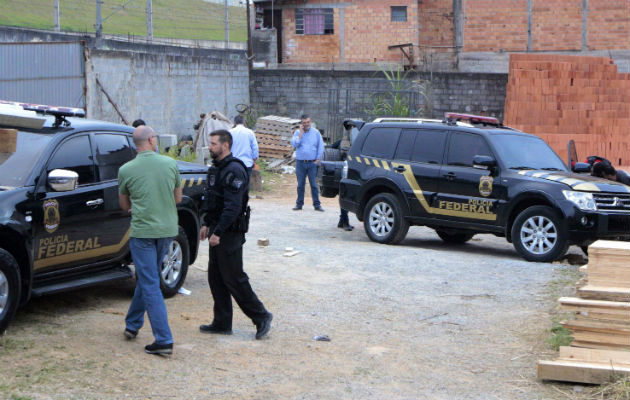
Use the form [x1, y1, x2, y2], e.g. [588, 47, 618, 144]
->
[229, 115, 259, 176]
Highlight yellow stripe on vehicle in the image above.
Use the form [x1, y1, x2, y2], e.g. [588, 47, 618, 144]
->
[364, 158, 371, 165]
[382, 161, 391, 170]
[372, 159, 381, 168]
[181, 178, 187, 187]
[197, 178, 203, 186]
[392, 162, 497, 221]
[34, 229, 130, 269]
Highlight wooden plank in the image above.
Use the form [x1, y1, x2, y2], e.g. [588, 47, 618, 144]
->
[589, 240, 630, 252]
[558, 346, 630, 365]
[571, 331, 630, 347]
[562, 319, 630, 335]
[577, 285, 630, 302]
[559, 297, 630, 311]
[570, 340, 630, 351]
[538, 359, 630, 384]
[0, 129, 17, 153]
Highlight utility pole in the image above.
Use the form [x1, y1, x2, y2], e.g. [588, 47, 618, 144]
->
[224, 0, 229, 48]
[246, 0, 252, 69]
[95, 0, 103, 39]
[54, 0, 60, 32]
[146, 0, 153, 42]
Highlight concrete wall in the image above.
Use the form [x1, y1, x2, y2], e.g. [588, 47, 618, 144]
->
[0, 26, 250, 138]
[250, 69, 507, 140]
[252, 29, 278, 64]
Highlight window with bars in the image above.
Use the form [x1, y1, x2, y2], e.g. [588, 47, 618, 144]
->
[391, 6, 407, 22]
[295, 8, 334, 35]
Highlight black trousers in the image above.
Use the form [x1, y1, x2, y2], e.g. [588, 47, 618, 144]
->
[208, 235, 267, 328]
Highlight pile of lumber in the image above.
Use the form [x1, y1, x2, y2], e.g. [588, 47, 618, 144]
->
[504, 54, 630, 166]
[538, 240, 630, 384]
[254, 116, 299, 159]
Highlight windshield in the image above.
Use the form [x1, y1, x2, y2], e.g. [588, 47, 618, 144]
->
[0, 131, 52, 187]
[492, 134, 567, 171]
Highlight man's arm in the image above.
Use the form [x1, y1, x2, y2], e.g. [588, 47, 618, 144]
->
[315, 130, 324, 162]
[174, 186, 183, 204]
[250, 131, 259, 160]
[290, 129, 302, 148]
[119, 194, 131, 213]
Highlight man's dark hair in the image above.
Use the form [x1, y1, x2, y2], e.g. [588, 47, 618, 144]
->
[210, 129, 233, 149]
[301, 114, 310, 120]
[234, 115, 244, 125]
[132, 119, 146, 128]
[591, 161, 616, 178]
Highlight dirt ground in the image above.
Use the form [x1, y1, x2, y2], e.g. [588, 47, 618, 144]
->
[1, 173, 591, 400]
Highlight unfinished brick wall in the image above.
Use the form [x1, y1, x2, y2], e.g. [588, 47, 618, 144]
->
[587, 0, 630, 50]
[283, 7, 342, 63]
[504, 54, 630, 167]
[344, 0, 418, 62]
[276, 0, 628, 64]
[531, 0, 582, 51]
[418, 0, 453, 53]
[463, 0, 529, 52]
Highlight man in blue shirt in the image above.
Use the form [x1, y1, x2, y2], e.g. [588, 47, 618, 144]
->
[290, 114, 324, 211]
[229, 115, 259, 177]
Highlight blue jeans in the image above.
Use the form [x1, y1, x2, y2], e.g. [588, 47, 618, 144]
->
[126, 237, 173, 345]
[295, 160, 321, 208]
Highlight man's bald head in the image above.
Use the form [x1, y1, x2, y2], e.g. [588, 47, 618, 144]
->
[133, 125, 157, 151]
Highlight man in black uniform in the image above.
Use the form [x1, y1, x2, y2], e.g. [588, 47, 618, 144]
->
[199, 129, 273, 340]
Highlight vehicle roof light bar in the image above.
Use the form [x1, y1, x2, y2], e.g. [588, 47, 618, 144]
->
[444, 112, 500, 127]
[0, 100, 85, 128]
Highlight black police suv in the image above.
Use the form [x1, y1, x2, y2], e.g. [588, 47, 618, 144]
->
[318, 114, 630, 263]
[0, 102, 207, 335]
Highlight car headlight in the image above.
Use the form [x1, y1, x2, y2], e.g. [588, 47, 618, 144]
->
[342, 160, 348, 179]
[563, 190, 597, 211]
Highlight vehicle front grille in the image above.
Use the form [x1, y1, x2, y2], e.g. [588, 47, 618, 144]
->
[608, 214, 630, 232]
[593, 193, 630, 212]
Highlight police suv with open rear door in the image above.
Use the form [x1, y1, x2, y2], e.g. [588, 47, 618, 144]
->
[0, 101, 207, 335]
[318, 113, 630, 262]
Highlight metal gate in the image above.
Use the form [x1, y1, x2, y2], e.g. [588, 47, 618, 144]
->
[327, 88, 420, 143]
[0, 42, 85, 108]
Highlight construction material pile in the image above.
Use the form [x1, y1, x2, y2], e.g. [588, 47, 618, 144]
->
[254, 116, 299, 159]
[538, 240, 630, 384]
[504, 54, 630, 166]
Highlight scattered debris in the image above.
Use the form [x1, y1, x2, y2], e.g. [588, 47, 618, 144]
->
[283, 250, 300, 257]
[180, 313, 193, 320]
[280, 165, 295, 175]
[102, 308, 124, 316]
[178, 287, 192, 296]
[312, 335, 330, 342]
[257, 238, 270, 246]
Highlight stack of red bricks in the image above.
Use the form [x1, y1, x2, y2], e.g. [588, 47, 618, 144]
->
[504, 54, 630, 167]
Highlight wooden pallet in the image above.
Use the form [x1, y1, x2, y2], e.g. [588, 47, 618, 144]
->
[538, 347, 630, 384]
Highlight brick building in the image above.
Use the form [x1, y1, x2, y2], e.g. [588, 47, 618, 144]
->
[253, 0, 630, 72]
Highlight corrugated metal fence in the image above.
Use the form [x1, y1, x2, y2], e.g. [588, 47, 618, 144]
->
[0, 42, 85, 108]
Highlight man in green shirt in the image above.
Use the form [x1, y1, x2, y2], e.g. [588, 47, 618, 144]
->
[118, 125, 182, 355]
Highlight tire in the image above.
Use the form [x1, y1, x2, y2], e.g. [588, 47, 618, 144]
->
[363, 193, 409, 244]
[324, 148, 342, 162]
[511, 205, 568, 262]
[160, 227, 190, 298]
[0, 248, 21, 335]
[435, 229, 475, 244]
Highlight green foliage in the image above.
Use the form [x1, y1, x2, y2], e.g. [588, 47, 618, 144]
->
[365, 66, 433, 119]
[161, 145, 197, 163]
[0, 0, 247, 41]
[546, 318, 573, 351]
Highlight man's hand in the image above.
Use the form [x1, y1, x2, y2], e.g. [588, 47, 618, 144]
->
[299, 125, 304, 138]
[200, 226, 208, 241]
[209, 234, 220, 247]
[315, 159, 320, 165]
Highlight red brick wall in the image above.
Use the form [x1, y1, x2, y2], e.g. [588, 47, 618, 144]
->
[418, 0, 453, 52]
[531, 0, 582, 51]
[278, 0, 629, 63]
[587, 0, 630, 50]
[463, 0, 529, 52]
[283, 7, 342, 63]
[344, 0, 418, 62]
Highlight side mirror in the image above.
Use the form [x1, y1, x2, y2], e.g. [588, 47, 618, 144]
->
[572, 162, 591, 173]
[48, 169, 78, 192]
[473, 155, 496, 169]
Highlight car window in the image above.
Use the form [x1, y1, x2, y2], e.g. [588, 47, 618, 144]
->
[412, 130, 447, 164]
[94, 133, 135, 181]
[394, 129, 416, 160]
[361, 127, 400, 159]
[47, 135, 96, 185]
[446, 132, 492, 167]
